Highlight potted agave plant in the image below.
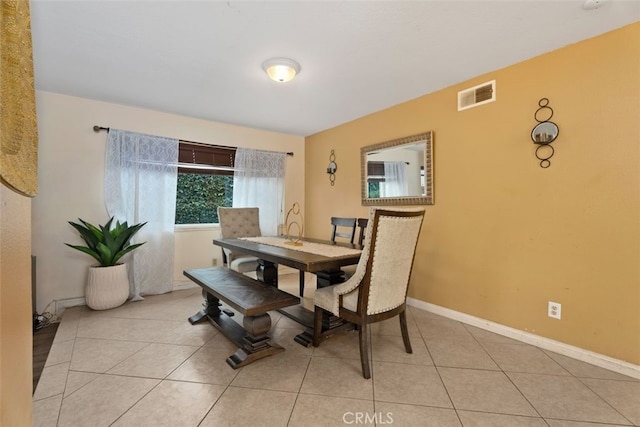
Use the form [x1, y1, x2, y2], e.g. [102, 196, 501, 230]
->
[65, 217, 147, 310]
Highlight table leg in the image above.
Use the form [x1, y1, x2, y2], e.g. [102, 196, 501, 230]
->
[299, 270, 305, 297]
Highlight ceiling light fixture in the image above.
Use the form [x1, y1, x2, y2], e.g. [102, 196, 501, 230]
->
[262, 57, 301, 83]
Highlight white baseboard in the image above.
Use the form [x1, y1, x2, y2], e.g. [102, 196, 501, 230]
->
[56, 283, 199, 313]
[173, 280, 199, 291]
[55, 297, 86, 317]
[407, 297, 640, 380]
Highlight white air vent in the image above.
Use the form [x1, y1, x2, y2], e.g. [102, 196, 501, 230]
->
[458, 80, 496, 111]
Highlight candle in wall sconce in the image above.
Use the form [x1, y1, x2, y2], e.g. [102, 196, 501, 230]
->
[534, 132, 552, 143]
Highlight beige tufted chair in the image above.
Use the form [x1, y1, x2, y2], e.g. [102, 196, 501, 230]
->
[217, 207, 262, 274]
[313, 207, 425, 379]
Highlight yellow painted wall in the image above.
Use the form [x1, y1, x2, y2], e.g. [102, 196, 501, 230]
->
[305, 23, 640, 364]
[0, 185, 33, 426]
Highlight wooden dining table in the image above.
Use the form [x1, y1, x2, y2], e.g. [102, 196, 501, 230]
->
[213, 236, 362, 346]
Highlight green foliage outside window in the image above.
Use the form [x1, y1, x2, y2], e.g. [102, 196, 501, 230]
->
[368, 181, 380, 198]
[175, 173, 233, 224]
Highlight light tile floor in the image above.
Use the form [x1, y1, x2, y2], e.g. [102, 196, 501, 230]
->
[34, 273, 639, 427]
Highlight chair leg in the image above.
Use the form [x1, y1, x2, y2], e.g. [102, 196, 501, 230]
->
[299, 271, 305, 297]
[399, 310, 413, 354]
[312, 306, 323, 347]
[359, 322, 371, 379]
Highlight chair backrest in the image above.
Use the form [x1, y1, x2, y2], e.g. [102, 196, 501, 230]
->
[356, 218, 368, 246]
[217, 207, 261, 239]
[330, 217, 357, 243]
[217, 207, 261, 266]
[355, 208, 424, 315]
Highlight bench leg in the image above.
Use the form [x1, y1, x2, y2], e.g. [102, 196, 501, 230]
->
[226, 312, 284, 369]
[189, 296, 284, 368]
[188, 290, 221, 324]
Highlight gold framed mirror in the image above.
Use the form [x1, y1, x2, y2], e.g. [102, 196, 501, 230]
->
[361, 131, 434, 206]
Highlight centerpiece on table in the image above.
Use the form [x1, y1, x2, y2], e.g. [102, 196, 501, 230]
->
[65, 217, 146, 310]
[284, 202, 304, 246]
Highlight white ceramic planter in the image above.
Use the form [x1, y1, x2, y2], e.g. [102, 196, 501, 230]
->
[85, 264, 130, 310]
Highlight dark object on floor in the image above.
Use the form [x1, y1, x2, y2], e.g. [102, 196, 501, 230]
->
[33, 322, 59, 393]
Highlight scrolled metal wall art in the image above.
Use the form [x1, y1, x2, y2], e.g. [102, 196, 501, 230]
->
[326, 149, 337, 185]
[531, 98, 559, 168]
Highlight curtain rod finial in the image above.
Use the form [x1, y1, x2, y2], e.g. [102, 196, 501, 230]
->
[93, 125, 101, 132]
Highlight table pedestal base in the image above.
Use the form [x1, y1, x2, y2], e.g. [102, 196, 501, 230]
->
[294, 321, 355, 347]
[257, 260, 278, 286]
[315, 268, 346, 288]
[277, 269, 354, 347]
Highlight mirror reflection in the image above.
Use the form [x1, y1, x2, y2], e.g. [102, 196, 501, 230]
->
[361, 131, 434, 206]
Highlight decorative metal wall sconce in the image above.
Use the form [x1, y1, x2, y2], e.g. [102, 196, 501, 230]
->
[284, 202, 304, 246]
[326, 149, 337, 185]
[531, 98, 559, 168]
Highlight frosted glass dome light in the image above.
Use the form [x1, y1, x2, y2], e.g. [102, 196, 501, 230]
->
[262, 58, 301, 83]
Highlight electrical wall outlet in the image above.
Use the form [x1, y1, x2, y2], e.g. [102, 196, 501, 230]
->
[212, 258, 218, 266]
[548, 301, 562, 319]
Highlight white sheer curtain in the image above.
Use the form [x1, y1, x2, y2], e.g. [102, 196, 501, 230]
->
[232, 148, 286, 236]
[104, 129, 179, 300]
[380, 161, 408, 197]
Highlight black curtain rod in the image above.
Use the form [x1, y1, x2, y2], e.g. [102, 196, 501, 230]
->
[93, 125, 294, 156]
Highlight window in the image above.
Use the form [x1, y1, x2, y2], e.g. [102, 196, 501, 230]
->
[175, 142, 236, 224]
[366, 161, 385, 198]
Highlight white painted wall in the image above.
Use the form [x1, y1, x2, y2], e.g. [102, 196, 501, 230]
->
[32, 91, 305, 313]
[173, 224, 222, 285]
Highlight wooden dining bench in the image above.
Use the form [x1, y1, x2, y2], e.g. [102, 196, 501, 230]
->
[184, 267, 300, 368]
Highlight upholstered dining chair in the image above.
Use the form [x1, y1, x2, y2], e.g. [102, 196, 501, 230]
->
[313, 208, 425, 379]
[217, 207, 261, 274]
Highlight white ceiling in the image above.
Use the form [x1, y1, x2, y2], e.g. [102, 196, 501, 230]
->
[30, 0, 640, 136]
